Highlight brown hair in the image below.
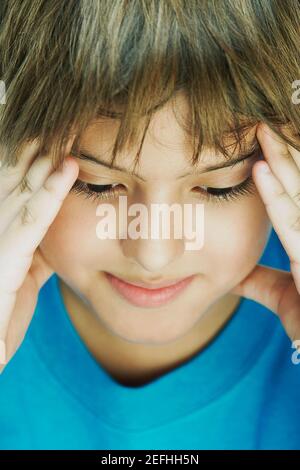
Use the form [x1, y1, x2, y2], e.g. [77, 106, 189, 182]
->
[0, 0, 300, 171]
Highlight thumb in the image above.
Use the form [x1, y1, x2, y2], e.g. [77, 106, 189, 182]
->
[231, 264, 300, 346]
[230, 264, 292, 315]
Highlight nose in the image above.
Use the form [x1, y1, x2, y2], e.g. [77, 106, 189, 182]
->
[120, 235, 185, 272]
[117, 187, 190, 272]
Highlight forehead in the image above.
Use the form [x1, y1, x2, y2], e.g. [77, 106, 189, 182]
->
[77, 92, 258, 176]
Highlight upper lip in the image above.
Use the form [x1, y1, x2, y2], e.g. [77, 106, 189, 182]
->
[106, 273, 195, 290]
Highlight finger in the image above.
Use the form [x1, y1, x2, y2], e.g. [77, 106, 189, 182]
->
[0, 139, 42, 201]
[0, 135, 76, 202]
[231, 264, 291, 313]
[3, 247, 56, 365]
[0, 157, 78, 364]
[231, 264, 300, 345]
[0, 153, 56, 235]
[0, 249, 55, 367]
[256, 123, 300, 209]
[287, 144, 300, 171]
[278, 124, 300, 170]
[252, 160, 300, 278]
[257, 123, 300, 169]
[0, 156, 79, 294]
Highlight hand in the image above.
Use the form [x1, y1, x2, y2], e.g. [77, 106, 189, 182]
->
[230, 123, 300, 350]
[0, 139, 79, 373]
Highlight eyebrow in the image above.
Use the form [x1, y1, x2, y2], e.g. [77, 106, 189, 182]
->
[71, 144, 260, 182]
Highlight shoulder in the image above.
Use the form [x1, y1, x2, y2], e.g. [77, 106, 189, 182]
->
[255, 321, 300, 449]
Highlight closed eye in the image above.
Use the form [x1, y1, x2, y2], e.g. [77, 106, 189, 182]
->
[70, 175, 256, 204]
[192, 175, 256, 203]
[70, 179, 125, 201]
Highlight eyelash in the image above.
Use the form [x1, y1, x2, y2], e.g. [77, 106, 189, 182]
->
[193, 176, 256, 204]
[71, 180, 124, 202]
[70, 176, 256, 204]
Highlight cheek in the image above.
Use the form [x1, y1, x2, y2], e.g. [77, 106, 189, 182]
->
[203, 194, 271, 285]
[39, 195, 117, 270]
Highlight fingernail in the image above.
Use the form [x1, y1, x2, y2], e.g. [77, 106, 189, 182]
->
[58, 156, 72, 172]
[260, 162, 271, 174]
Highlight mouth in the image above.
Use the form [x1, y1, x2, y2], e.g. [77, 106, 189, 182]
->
[104, 272, 196, 308]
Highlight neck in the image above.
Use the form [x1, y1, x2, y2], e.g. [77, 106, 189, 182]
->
[58, 277, 241, 387]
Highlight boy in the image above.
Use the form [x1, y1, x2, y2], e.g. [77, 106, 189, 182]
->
[0, 0, 300, 450]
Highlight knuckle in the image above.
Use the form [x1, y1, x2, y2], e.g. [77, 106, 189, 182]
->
[20, 204, 36, 226]
[16, 176, 34, 197]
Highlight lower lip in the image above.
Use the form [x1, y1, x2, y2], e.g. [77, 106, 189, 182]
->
[105, 273, 195, 308]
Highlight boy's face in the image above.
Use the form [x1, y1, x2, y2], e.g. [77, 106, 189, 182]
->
[39, 92, 271, 344]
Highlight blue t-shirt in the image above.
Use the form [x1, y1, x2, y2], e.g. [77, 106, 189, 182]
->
[0, 227, 300, 450]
